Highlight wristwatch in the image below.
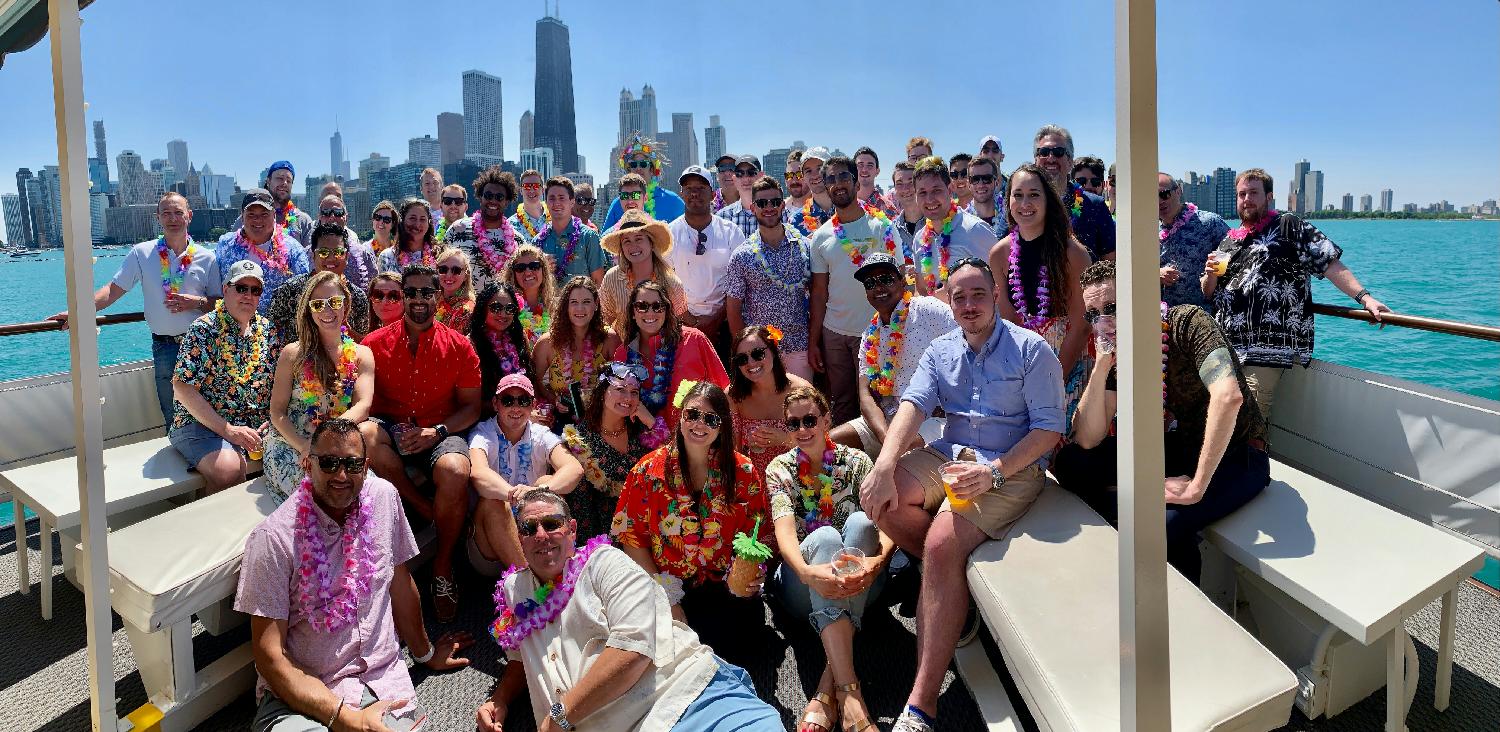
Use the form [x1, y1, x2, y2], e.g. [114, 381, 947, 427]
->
[549, 702, 575, 730]
[434, 423, 450, 440]
[990, 464, 1007, 492]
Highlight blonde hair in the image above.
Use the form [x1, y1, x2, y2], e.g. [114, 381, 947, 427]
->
[433, 246, 474, 302]
[504, 243, 556, 312]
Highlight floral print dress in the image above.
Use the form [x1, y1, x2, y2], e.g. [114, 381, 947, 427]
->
[561, 424, 652, 541]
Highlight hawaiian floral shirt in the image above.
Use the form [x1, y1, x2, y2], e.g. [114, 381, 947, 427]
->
[765, 444, 873, 544]
[1159, 207, 1230, 308]
[723, 228, 811, 352]
[170, 310, 279, 432]
[214, 229, 312, 312]
[445, 217, 519, 294]
[788, 198, 833, 237]
[1209, 213, 1342, 368]
[611, 445, 772, 585]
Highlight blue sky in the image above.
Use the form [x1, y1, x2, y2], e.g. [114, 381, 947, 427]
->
[0, 0, 1495, 240]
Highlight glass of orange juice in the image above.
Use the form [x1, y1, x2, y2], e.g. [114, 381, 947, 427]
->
[1208, 251, 1230, 276]
[940, 461, 973, 510]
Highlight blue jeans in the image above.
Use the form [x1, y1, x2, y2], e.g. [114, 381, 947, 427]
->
[771, 511, 888, 633]
[670, 657, 782, 731]
[151, 335, 180, 427]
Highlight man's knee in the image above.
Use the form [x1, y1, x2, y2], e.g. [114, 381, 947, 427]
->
[199, 449, 246, 486]
[922, 513, 982, 567]
[432, 453, 471, 488]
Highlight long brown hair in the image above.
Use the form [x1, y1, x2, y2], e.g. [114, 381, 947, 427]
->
[1003, 163, 1075, 318]
[623, 280, 681, 349]
[296, 271, 354, 392]
[396, 197, 436, 252]
[582, 365, 648, 440]
[674, 381, 741, 500]
[727, 325, 788, 401]
[549, 276, 609, 352]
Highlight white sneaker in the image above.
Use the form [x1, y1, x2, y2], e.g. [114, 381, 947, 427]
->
[891, 709, 935, 732]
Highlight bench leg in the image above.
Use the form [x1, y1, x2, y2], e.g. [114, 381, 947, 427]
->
[1435, 586, 1457, 711]
[124, 618, 197, 706]
[13, 499, 28, 596]
[1386, 631, 1407, 732]
[39, 517, 53, 620]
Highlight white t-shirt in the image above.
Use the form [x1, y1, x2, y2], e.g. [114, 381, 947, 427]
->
[913, 210, 999, 294]
[111, 239, 222, 336]
[469, 420, 562, 485]
[809, 211, 901, 337]
[860, 295, 958, 416]
[665, 216, 745, 315]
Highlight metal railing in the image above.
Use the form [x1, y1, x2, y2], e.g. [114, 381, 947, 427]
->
[0, 311, 144, 338]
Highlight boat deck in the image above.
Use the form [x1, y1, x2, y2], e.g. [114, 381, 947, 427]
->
[4, 522, 1497, 731]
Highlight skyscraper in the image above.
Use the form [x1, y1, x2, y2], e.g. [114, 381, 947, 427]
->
[13, 168, 35, 248]
[437, 112, 465, 166]
[40, 166, 64, 247]
[89, 191, 108, 244]
[1359, 194, 1373, 213]
[1302, 169, 1324, 213]
[1212, 167, 1237, 218]
[617, 86, 659, 146]
[705, 115, 726, 165]
[662, 112, 697, 188]
[1380, 188, 1394, 212]
[764, 147, 791, 185]
[520, 148, 555, 181]
[409, 136, 441, 169]
[534, 11, 579, 174]
[1340, 193, 1354, 213]
[520, 110, 535, 151]
[463, 70, 504, 161]
[167, 139, 190, 182]
[117, 150, 156, 206]
[2, 193, 23, 247]
[25, 175, 50, 246]
[329, 128, 346, 180]
[92, 120, 109, 183]
[359, 153, 391, 183]
[1289, 159, 1310, 212]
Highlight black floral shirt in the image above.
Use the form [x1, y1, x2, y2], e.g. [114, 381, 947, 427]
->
[1209, 213, 1341, 368]
[265, 273, 371, 341]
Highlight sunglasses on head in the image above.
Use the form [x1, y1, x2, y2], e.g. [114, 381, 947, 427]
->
[969, 174, 997, 185]
[488, 300, 519, 314]
[627, 160, 654, 169]
[232, 283, 263, 296]
[311, 453, 366, 475]
[785, 413, 821, 431]
[481, 191, 509, 201]
[620, 190, 644, 201]
[497, 392, 535, 408]
[602, 361, 650, 384]
[403, 286, 438, 299]
[441, 196, 467, 205]
[518, 514, 568, 537]
[753, 197, 784, 210]
[1035, 146, 1070, 158]
[822, 171, 856, 185]
[733, 346, 769, 366]
[574, 196, 596, 206]
[521, 182, 542, 191]
[370, 289, 401, 302]
[1083, 302, 1118, 324]
[308, 295, 346, 313]
[319, 208, 347, 217]
[436, 264, 465, 276]
[861, 272, 901, 290]
[682, 407, 723, 429]
[372, 213, 394, 224]
[1158, 188, 1176, 200]
[633, 299, 666, 313]
[696, 231, 708, 256]
[314, 247, 347, 258]
[1074, 176, 1101, 187]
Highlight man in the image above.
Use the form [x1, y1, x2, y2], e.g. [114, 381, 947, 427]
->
[420, 167, 444, 223]
[1071, 156, 1107, 196]
[267, 222, 373, 340]
[1056, 260, 1269, 584]
[666, 166, 745, 355]
[319, 180, 343, 202]
[1201, 169, 1389, 418]
[603, 133, 686, 229]
[911, 158, 998, 299]
[712, 153, 738, 213]
[169, 260, 279, 494]
[790, 146, 835, 237]
[858, 258, 1064, 732]
[1032, 124, 1116, 261]
[725, 176, 813, 379]
[474, 489, 781, 732]
[1105, 163, 1117, 213]
[446, 166, 520, 293]
[573, 182, 599, 230]
[1157, 173, 1229, 308]
[232, 161, 315, 246]
[947, 153, 974, 208]
[50, 192, 219, 425]
[890, 160, 925, 249]
[965, 157, 1004, 234]
[607, 173, 650, 232]
[359, 264, 483, 622]
[977, 135, 1005, 168]
[832, 253, 956, 459]
[237, 418, 471, 732]
[511, 169, 550, 245]
[977, 135, 1008, 222]
[539, 176, 607, 284]
[314, 193, 376, 291]
[435, 184, 469, 243]
[855, 145, 896, 216]
[905, 136, 934, 163]
[217, 189, 311, 312]
[784, 149, 811, 205]
[715, 154, 763, 238]
[809, 155, 909, 424]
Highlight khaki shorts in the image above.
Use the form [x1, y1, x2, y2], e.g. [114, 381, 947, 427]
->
[1242, 365, 1284, 421]
[897, 446, 1046, 540]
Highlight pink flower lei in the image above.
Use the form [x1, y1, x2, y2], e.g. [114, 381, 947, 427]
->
[1006, 230, 1052, 331]
[1228, 209, 1279, 242]
[240, 227, 290, 274]
[489, 534, 611, 650]
[1159, 202, 1197, 243]
[488, 329, 521, 373]
[293, 477, 379, 633]
[472, 215, 519, 275]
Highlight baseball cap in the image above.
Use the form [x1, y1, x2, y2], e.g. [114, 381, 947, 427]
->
[494, 373, 535, 397]
[802, 146, 831, 163]
[240, 188, 275, 212]
[225, 259, 265, 286]
[679, 165, 715, 187]
[734, 154, 761, 171]
[853, 252, 902, 282]
[979, 135, 1003, 153]
[266, 160, 295, 179]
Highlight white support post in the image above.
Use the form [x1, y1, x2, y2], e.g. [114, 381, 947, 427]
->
[1114, 0, 1171, 730]
[47, 0, 116, 728]
[1435, 586, 1457, 711]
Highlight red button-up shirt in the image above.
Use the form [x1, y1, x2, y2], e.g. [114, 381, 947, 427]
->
[364, 320, 481, 427]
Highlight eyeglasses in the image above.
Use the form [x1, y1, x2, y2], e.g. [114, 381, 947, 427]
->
[682, 407, 723, 429]
[950, 169, 969, 179]
[574, 196, 596, 206]
[822, 171, 855, 185]
[734, 167, 759, 178]
[521, 182, 542, 191]
[488, 300, 519, 314]
[1158, 189, 1176, 200]
[308, 295, 346, 313]
[512, 260, 544, 273]
[602, 362, 650, 383]
[627, 160, 654, 169]
[232, 283, 264, 296]
[633, 300, 666, 313]
[753, 197, 784, 210]
[784, 413, 821, 431]
[1035, 146, 1070, 158]
[517, 514, 568, 537]
[716, 164, 736, 174]
[436, 264, 465, 276]
[969, 174, 997, 185]
[696, 231, 708, 256]
[370, 290, 402, 302]
[372, 213, 395, 224]
[319, 208, 347, 217]
[861, 272, 901, 290]
[732, 346, 769, 366]
[1074, 176, 1102, 187]
[402, 286, 438, 299]
[310, 453, 366, 475]
[784, 170, 805, 181]
[620, 191, 645, 201]
[481, 191, 509, 201]
[1083, 302, 1118, 324]
[313, 247, 347, 258]
[497, 393, 535, 408]
[441, 196, 467, 205]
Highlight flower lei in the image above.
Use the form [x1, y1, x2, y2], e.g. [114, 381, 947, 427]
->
[918, 201, 957, 293]
[215, 300, 267, 384]
[748, 228, 809, 297]
[801, 197, 823, 234]
[293, 477, 378, 633]
[1067, 182, 1085, 223]
[862, 290, 911, 396]
[1159, 202, 1197, 243]
[644, 179, 659, 218]
[297, 328, 358, 429]
[435, 217, 451, 243]
[240, 227, 289, 275]
[489, 535, 610, 650]
[494, 429, 533, 486]
[281, 200, 301, 231]
[516, 293, 552, 343]
[629, 336, 676, 412]
[436, 296, 473, 329]
[1160, 301, 1174, 430]
[711, 188, 725, 213]
[538, 217, 584, 282]
[397, 242, 436, 269]
[471, 215, 519, 275]
[833, 206, 904, 268]
[549, 337, 598, 393]
[1227, 209, 1279, 242]
[796, 438, 838, 532]
[489, 329, 521, 373]
[1006, 230, 1052, 331]
[156, 237, 197, 298]
[515, 202, 549, 242]
[668, 444, 724, 521]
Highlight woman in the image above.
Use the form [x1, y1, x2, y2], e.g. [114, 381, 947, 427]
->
[433, 246, 475, 332]
[470, 283, 533, 418]
[264, 271, 376, 501]
[989, 163, 1094, 429]
[597, 209, 687, 332]
[532, 276, 620, 430]
[502, 243, 556, 344]
[561, 363, 669, 540]
[366, 271, 404, 331]
[766, 387, 890, 732]
[612, 381, 773, 656]
[613, 280, 729, 431]
[376, 197, 438, 273]
[729, 325, 813, 480]
[368, 199, 398, 255]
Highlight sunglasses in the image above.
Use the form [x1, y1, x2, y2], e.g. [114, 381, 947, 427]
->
[716, 165, 736, 174]
[314, 247, 347, 258]
[308, 295, 346, 313]
[436, 264, 465, 276]
[732, 346, 769, 366]
[1035, 146, 1070, 158]
[969, 174, 997, 185]
[753, 197, 784, 210]
[311, 453, 366, 475]
[785, 413, 821, 431]
[627, 160, 654, 169]
[633, 300, 666, 313]
[822, 171, 856, 185]
[232, 283, 264, 296]
[696, 231, 707, 256]
[734, 168, 759, 178]
[682, 407, 723, 429]
[950, 169, 969, 179]
[1083, 302, 1118, 324]
[861, 272, 901, 290]
[1158, 189, 1176, 200]
[441, 196, 467, 205]
[372, 213, 395, 224]
[513, 260, 544, 273]
[403, 286, 438, 299]
[1074, 176, 1102, 187]
[602, 362, 650, 383]
[620, 191, 645, 201]
[481, 191, 509, 201]
[319, 208, 347, 217]
[518, 514, 568, 537]
[784, 170, 805, 181]
[521, 182, 543, 191]
[370, 290, 402, 302]
[488, 300, 519, 314]
[574, 196, 596, 206]
[498, 393, 535, 408]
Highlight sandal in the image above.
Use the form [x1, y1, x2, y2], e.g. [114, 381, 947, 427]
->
[799, 691, 837, 732]
[835, 681, 876, 732]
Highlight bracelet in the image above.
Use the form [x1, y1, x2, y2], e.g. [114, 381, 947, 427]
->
[325, 700, 344, 730]
[412, 641, 436, 665]
[1352, 288, 1371, 304]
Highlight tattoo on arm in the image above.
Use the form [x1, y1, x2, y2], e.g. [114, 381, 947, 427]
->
[1198, 347, 1237, 387]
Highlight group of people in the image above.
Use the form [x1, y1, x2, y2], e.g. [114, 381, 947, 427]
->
[63, 124, 1394, 732]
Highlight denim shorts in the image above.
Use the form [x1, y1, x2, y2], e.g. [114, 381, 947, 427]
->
[168, 420, 238, 467]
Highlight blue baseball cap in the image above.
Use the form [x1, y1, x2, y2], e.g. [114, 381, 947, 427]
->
[266, 160, 295, 179]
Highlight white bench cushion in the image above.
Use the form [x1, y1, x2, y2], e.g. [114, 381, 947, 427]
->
[0, 437, 198, 529]
[968, 484, 1297, 732]
[108, 478, 280, 632]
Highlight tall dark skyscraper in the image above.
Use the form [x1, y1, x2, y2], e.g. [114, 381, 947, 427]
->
[13, 168, 35, 248]
[534, 10, 578, 174]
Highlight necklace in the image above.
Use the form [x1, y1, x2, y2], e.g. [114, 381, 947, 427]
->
[644, 179, 659, 218]
[435, 217, 451, 243]
[281, 200, 300, 231]
[516, 293, 551, 343]
[550, 336, 599, 393]
[1067, 182, 1085, 223]
[215, 300, 267, 384]
[1228, 209, 1279, 242]
[629, 335, 675, 412]
[156, 237, 197, 298]
[538, 217, 583, 282]
[515, 202, 549, 242]
[833, 207, 904, 268]
[918, 201, 957, 293]
[801, 198, 825, 234]
[488, 329, 521, 373]
[293, 477, 378, 633]
[494, 428, 534, 485]
[862, 290, 912, 396]
[471, 216, 519, 275]
[796, 438, 838, 532]
[1160, 203, 1197, 243]
[668, 446, 723, 521]
[1006, 230, 1053, 331]
[489, 534, 610, 650]
[241, 227, 289, 275]
[749, 227, 809, 296]
[397, 242, 435, 268]
[1161, 301, 1175, 430]
[297, 328, 358, 429]
[711, 189, 725, 213]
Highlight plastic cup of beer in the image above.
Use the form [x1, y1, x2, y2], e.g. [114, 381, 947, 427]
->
[940, 461, 973, 510]
[831, 547, 866, 578]
[1208, 251, 1229, 276]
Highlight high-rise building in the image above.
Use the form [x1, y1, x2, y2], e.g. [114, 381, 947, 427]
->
[565, 172, 594, 190]
[198, 164, 235, 208]
[118, 151, 157, 206]
[89, 191, 108, 244]
[705, 115, 725, 165]
[1301, 169, 1324, 214]
[1290, 159, 1310, 213]
[328, 128, 347, 180]
[2, 193, 23, 247]
[520, 110, 535, 151]
[369, 162, 425, 207]
[764, 147, 792, 186]
[1359, 194, 1373, 213]
[167, 139, 190, 184]
[520, 148, 555, 181]
[1340, 193, 1354, 213]
[25, 175, 51, 246]
[463, 70, 504, 161]
[1380, 188, 1394, 212]
[661, 112, 697, 189]
[575, 154, 586, 175]
[105, 205, 159, 244]
[437, 112, 466, 166]
[150, 158, 179, 190]
[39, 166, 64, 247]
[359, 153, 391, 183]
[534, 11, 579, 174]
[408, 135, 441, 169]
[92, 120, 109, 183]
[618, 86, 659, 146]
[1212, 167, 1237, 219]
[1181, 171, 1214, 213]
[13, 169, 35, 248]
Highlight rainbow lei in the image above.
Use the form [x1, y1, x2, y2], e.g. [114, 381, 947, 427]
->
[516, 293, 551, 343]
[293, 477, 378, 633]
[538, 217, 584, 282]
[215, 300, 267, 384]
[435, 217, 450, 243]
[796, 438, 838, 532]
[1227, 209, 1279, 242]
[281, 200, 300, 231]
[471, 216, 519, 275]
[489, 329, 521, 373]
[241, 227, 290, 275]
[1006, 230, 1052, 332]
[918, 201, 957, 293]
[629, 336, 676, 412]
[833, 206, 904, 268]
[862, 290, 911, 396]
[156, 237, 197, 298]
[296, 328, 357, 429]
[1067, 182, 1085, 223]
[1160, 203, 1197, 243]
[489, 534, 610, 650]
[515, 202, 549, 243]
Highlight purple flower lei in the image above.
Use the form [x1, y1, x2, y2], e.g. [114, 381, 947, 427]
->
[538, 216, 584, 282]
[293, 477, 379, 633]
[489, 534, 611, 650]
[1159, 202, 1197, 243]
[488, 329, 521, 373]
[1007, 230, 1052, 331]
